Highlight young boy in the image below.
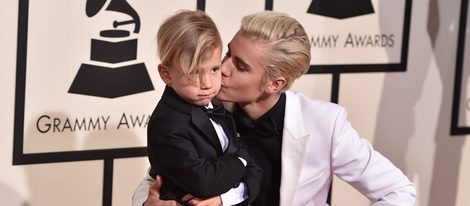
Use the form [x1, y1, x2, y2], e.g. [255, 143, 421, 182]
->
[147, 10, 262, 206]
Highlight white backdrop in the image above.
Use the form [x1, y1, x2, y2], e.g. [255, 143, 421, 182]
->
[1, 0, 470, 206]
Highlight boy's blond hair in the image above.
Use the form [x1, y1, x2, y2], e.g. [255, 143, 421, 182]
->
[157, 10, 222, 77]
[240, 11, 311, 90]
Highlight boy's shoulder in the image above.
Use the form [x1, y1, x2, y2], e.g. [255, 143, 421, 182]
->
[152, 99, 192, 122]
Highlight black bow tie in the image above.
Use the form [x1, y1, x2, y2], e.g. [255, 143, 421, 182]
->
[202, 104, 226, 124]
[234, 110, 279, 139]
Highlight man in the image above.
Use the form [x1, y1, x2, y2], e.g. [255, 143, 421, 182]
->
[133, 10, 416, 206]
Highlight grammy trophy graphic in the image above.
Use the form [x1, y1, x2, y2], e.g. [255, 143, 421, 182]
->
[69, 0, 154, 98]
[308, 0, 375, 19]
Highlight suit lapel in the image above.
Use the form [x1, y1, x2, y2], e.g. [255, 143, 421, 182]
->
[223, 112, 237, 138]
[162, 86, 224, 155]
[191, 107, 224, 155]
[279, 91, 310, 206]
[222, 112, 239, 154]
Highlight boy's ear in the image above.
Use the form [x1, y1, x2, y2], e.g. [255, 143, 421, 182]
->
[158, 64, 172, 85]
[265, 77, 287, 94]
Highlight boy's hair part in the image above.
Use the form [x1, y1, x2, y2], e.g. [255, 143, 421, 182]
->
[157, 10, 222, 78]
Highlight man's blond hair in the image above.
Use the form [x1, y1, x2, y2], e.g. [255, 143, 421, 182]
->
[240, 11, 311, 90]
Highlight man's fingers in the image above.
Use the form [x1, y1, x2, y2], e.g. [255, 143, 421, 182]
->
[181, 194, 194, 201]
[187, 197, 202, 205]
[155, 175, 163, 188]
[148, 176, 162, 199]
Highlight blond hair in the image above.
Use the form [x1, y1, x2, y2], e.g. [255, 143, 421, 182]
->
[157, 10, 222, 77]
[240, 11, 311, 90]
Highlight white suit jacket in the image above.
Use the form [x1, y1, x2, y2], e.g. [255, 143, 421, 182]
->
[132, 90, 416, 206]
[278, 91, 415, 206]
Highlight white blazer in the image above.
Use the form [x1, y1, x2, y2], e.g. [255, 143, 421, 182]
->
[279, 91, 415, 206]
[132, 90, 416, 206]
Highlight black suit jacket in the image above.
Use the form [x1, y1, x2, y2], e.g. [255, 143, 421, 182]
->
[147, 86, 262, 204]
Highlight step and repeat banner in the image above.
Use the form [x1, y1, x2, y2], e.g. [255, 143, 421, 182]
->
[273, 0, 411, 73]
[452, 0, 470, 135]
[14, 0, 413, 165]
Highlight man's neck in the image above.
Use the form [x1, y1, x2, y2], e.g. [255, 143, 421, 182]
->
[238, 93, 281, 120]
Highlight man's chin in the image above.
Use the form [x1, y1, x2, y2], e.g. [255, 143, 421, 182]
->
[215, 93, 228, 102]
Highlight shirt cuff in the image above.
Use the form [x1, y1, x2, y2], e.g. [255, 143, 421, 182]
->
[220, 182, 248, 206]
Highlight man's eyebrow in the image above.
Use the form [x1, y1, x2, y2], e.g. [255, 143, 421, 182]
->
[227, 43, 251, 69]
[234, 56, 250, 69]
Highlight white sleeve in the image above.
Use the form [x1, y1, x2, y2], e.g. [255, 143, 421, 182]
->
[373, 185, 416, 206]
[131, 170, 155, 206]
[331, 108, 416, 205]
[220, 182, 248, 206]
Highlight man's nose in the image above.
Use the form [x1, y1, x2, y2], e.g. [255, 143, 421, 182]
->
[221, 58, 232, 77]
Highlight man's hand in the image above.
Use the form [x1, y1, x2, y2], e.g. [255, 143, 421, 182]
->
[182, 194, 222, 206]
[143, 176, 183, 206]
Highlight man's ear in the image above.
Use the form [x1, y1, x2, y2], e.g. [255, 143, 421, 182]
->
[265, 77, 287, 94]
[158, 64, 172, 85]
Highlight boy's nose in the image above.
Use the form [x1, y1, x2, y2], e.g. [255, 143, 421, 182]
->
[199, 74, 212, 89]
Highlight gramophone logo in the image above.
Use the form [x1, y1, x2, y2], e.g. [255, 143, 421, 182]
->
[68, 0, 154, 98]
[307, 0, 375, 19]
